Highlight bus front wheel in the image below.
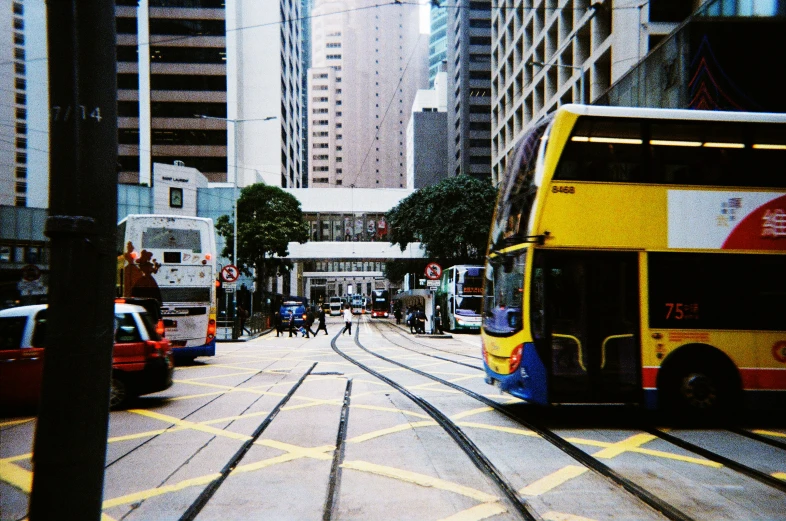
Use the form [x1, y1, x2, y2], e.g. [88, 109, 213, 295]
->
[658, 346, 740, 416]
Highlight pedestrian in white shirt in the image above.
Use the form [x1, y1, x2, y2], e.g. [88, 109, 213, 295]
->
[342, 305, 353, 335]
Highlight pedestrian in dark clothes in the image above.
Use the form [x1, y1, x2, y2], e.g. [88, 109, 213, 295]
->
[315, 307, 329, 335]
[288, 314, 296, 337]
[274, 311, 283, 337]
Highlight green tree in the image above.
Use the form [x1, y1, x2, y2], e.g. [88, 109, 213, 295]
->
[215, 184, 309, 287]
[385, 176, 497, 283]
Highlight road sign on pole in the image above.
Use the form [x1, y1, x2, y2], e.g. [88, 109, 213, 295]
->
[221, 265, 240, 282]
[424, 262, 442, 280]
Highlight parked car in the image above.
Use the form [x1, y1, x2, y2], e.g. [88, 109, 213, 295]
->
[0, 302, 173, 412]
[279, 301, 306, 328]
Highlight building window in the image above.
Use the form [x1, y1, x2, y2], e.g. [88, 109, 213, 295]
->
[169, 187, 183, 208]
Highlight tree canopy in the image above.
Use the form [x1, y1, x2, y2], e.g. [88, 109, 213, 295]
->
[385, 176, 497, 282]
[215, 184, 309, 281]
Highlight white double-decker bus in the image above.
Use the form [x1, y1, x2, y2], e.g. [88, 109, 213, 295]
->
[117, 215, 217, 360]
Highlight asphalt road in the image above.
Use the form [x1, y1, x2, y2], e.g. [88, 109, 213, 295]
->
[1, 316, 785, 521]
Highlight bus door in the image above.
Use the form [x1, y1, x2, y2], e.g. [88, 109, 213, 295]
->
[534, 251, 641, 403]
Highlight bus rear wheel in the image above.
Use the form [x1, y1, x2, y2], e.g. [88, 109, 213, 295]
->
[659, 348, 740, 416]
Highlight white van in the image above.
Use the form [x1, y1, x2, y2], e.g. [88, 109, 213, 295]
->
[329, 297, 342, 316]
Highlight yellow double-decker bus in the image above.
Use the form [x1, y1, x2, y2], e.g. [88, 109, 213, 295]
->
[482, 104, 786, 413]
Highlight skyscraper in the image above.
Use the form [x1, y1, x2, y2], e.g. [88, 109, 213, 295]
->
[0, 0, 47, 208]
[428, 3, 448, 88]
[307, 0, 428, 189]
[446, 0, 493, 181]
[116, 0, 303, 188]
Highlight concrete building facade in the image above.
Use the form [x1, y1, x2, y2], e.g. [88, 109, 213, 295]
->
[407, 71, 448, 189]
[116, 0, 303, 189]
[307, 0, 429, 189]
[0, 0, 47, 208]
[446, 0, 494, 181]
[491, 0, 701, 185]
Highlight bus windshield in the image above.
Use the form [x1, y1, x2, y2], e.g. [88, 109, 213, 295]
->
[455, 296, 481, 315]
[483, 248, 526, 335]
[489, 116, 552, 252]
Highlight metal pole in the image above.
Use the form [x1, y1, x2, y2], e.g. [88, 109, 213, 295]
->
[232, 120, 239, 339]
[31, 1, 117, 519]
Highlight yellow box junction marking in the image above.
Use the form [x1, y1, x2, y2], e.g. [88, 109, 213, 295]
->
[436, 502, 507, 521]
[456, 422, 538, 438]
[347, 421, 437, 443]
[0, 459, 32, 492]
[341, 460, 499, 503]
[128, 409, 251, 441]
[754, 429, 786, 439]
[520, 465, 588, 496]
[591, 433, 657, 459]
[0, 417, 34, 428]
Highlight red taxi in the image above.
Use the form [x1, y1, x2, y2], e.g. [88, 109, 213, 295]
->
[0, 303, 173, 412]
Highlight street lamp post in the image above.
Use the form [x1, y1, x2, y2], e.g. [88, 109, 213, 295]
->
[195, 114, 276, 338]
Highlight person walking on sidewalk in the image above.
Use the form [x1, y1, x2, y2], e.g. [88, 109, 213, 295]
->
[342, 304, 353, 336]
[237, 303, 251, 335]
[274, 310, 283, 337]
[315, 306, 329, 335]
[288, 313, 296, 337]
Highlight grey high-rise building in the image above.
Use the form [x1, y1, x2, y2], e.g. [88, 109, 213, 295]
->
[116, 0, 303, 188]
[446, 0, 492, 181]
[307, 0, 429, 189]
[0, 0, 47, 208]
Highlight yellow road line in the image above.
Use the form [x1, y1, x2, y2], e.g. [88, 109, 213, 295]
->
[436, 502, 507, 521]
[0, 459, 32, 492]
[350, 403, 433, 420]
[0, 417, 34, 428]
[456, 422, 537, 437]
[128, 410, 250, 441]
[347, 421, 437, 443]
[102, 472, 221, 509]
[592, 433, 657, 459]
[520, 465, 588, 496]
[563, 437, 722, 468]
[254, 440, 334, 460]
[451, 407, 494, 420]
[341, 460, 499, 503]
[753, 429, 786, 439]
[774, 472, 786, 481]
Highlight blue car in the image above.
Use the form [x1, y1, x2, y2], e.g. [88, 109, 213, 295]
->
[280, 301, 306, 327]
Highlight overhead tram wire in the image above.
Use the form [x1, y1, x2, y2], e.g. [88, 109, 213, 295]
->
[0, 0, 649, 68]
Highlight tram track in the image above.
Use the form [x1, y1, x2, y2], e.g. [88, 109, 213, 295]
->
[377, 320, 483, 362]
[362, 317, 786, 520]
[179, 362, 317, 521]
[373, 322, 484, 371]
[331, 325, 540, 521]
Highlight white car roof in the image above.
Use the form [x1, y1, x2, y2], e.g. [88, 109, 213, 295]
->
[0, 303, 146, 317]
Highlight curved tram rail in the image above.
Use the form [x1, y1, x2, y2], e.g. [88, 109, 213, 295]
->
[363, 318, 786, 521]
[330, 324, 540, 521]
